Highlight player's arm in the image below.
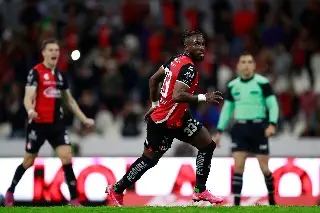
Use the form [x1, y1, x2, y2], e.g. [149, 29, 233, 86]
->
[261, 82, 279, 126]
[24, 70, 38, 118]
[63, 89, 88, 122]
[149, 65, 165, 107]
[172, 64, 199, 103]
[61, 73, 94, 127]
[216, 86, 235, 132]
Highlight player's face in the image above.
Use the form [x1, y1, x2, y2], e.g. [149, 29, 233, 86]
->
[237, 55, 255, 77]
[42, 43, 60, 67]
[185, 35, 205, 61]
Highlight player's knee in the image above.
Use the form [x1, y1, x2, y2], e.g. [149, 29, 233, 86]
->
[59, 154, 72, 165]
[198, 141, 216, 153]
[58, 151, 72, 165]
[23, 156, 36, 168]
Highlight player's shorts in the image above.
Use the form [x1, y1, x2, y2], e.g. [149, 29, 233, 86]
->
[144, 111, 203, 154]
[25, 122, 71, 154]
[230, 119, 269, 154]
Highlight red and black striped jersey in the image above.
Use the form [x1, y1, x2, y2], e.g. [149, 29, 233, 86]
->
[26, 63, 69, 124]
[151, 54, 199, 129]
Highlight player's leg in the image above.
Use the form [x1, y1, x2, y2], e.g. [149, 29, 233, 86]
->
[252, 122, 275, 205]
[48, 127, 80, 206]
[112, 147, 165, 193]
[5, 124, 45, 206]
[232, 151, 248, 206]
[230, 123, 250, 206]
[256, 154, 275, 205]
[177, 112, 222, 204]
[107, 120, 173, 206]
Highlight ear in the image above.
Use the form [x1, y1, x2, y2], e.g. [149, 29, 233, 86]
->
[184, 44, 188, 51]
[252, 61, 256, 70]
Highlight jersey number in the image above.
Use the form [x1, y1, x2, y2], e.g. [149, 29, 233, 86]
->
[184, 123, 198, 137]
[160, 68, 172, 99]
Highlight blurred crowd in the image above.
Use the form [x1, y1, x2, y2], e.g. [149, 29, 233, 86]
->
[0, 0, 320, 140]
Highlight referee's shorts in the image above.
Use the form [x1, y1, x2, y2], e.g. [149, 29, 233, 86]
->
[230, 119, 269, 155]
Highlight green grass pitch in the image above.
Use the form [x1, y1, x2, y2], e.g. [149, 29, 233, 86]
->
[0, 206, 317, 213]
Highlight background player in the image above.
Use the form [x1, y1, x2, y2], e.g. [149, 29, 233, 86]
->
[214, 52, 279, 206]
[106, 30, 224, 206]
[4, 39, 95, 207]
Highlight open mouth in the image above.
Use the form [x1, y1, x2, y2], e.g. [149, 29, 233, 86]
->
[51, 56, 57, 60]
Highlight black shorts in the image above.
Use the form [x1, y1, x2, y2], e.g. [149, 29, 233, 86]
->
[25, 122, 70, 154]
[144, 111, 203, 153]
[231, 120, 269, 154]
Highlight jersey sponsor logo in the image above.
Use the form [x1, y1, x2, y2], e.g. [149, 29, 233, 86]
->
[43, 87, 61, 98]
[43, 81, 63, 86]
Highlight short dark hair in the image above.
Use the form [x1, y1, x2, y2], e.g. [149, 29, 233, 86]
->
[239, 51, 253, 57]
[181, 30, 203, 45]
[41, 38, 59, 50]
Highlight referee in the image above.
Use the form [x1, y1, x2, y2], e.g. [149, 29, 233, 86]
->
[214, 52, 279, 206]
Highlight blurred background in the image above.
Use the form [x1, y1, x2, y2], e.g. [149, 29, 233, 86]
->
[0, 0, 320, 206]
[1, 0, 320, 157]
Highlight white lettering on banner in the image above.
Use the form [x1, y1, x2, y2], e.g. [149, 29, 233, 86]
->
[0, 158, 319, 202]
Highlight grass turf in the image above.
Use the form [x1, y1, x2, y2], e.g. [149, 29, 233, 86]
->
[0, 206, 317, 213]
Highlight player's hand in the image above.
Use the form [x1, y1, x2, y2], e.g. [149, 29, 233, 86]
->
[83, 118, 95, 128]
[213, 132, 222, 148]
[205, 91, 223, 104]
[28, 109, 38, 120]
[144, 107, 154, 122]
[265, 124, 276, 137]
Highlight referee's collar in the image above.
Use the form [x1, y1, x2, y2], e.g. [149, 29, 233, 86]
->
[240, 74, 255, 82]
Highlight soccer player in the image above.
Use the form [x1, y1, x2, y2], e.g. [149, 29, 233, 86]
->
[106, 30, 224, 206]
[4, 39, 95, 207]
[214, 52, 279, 206]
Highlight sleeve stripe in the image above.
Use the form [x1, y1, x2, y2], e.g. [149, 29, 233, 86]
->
[176, 80, 190, 88]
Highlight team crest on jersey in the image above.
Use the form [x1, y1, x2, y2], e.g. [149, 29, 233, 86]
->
[43, 73, 49, 80]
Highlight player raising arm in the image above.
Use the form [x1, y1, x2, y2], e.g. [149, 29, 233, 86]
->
[4, 39, 94, 207]
[106, 30, 223, 206]
[214, 52, 279, 206]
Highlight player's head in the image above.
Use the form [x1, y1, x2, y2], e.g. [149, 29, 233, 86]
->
[41, 39, 60, 68]
[237, 52, 256, 78]
[181, 30, 205, 61]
